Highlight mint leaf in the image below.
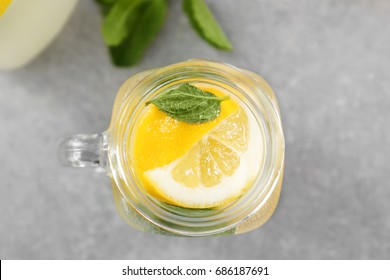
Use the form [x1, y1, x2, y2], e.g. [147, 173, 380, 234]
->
[95, 0, 116, 4]
[183, 0, 233, 51]
[109, 0, 167, 66]
[101, 0, 143, 46]
[95, 0, 116, 16]
[146, 83, 229, 124]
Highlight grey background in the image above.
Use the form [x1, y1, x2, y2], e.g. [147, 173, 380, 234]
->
[1, 0, 389, 259]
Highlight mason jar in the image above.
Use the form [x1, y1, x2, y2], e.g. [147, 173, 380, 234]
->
[58, 59, 285, 236]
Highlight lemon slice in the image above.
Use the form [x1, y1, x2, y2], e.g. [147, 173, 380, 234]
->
[144, 107, 263, 208]
[0, 0, 12, 16]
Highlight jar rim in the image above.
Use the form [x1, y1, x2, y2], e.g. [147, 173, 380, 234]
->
[109, 59, 285, 236]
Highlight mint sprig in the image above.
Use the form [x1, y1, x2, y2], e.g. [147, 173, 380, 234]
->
[146, 83, 229, 124]
[183, 0, 232, 51]
[109, 0, 167, 66]
[95, 0, 233, 67]
[98, 0, 167, 67]
[101, 0, 143, 46]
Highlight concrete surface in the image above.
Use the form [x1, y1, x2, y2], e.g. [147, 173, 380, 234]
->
[1, 0, 390, 259]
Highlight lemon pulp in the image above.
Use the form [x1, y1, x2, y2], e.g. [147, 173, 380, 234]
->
[132, 86, 263, 208]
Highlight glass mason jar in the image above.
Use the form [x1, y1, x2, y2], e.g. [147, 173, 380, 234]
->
[58, 59, 285, 237]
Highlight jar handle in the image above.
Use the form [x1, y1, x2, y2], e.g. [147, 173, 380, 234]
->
[57, 133, 108, 170]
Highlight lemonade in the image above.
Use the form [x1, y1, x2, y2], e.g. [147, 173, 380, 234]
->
[132, 85, 263, 209]
[58, 59, 285, 236]
[0, 0, 78, 70]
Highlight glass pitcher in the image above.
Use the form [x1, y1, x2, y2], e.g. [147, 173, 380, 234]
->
[58, 59, 285, 237]
[0, 0, 78, 70]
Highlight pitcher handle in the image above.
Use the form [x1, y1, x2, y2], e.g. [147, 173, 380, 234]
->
[57, 133, 109, 170]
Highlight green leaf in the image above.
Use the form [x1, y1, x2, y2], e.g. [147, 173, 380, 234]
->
[109, 0, 167, 67]
[183, 0, 232, 51]
[101, 0, 143, 46]
[95, 0, 116, 5]
[146, 83, 229, 124]
[95, 0, 116, 16]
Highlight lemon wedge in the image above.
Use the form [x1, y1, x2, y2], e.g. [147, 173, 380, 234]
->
[0, 0, 12, 17]
[144, 108, 263, 208]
